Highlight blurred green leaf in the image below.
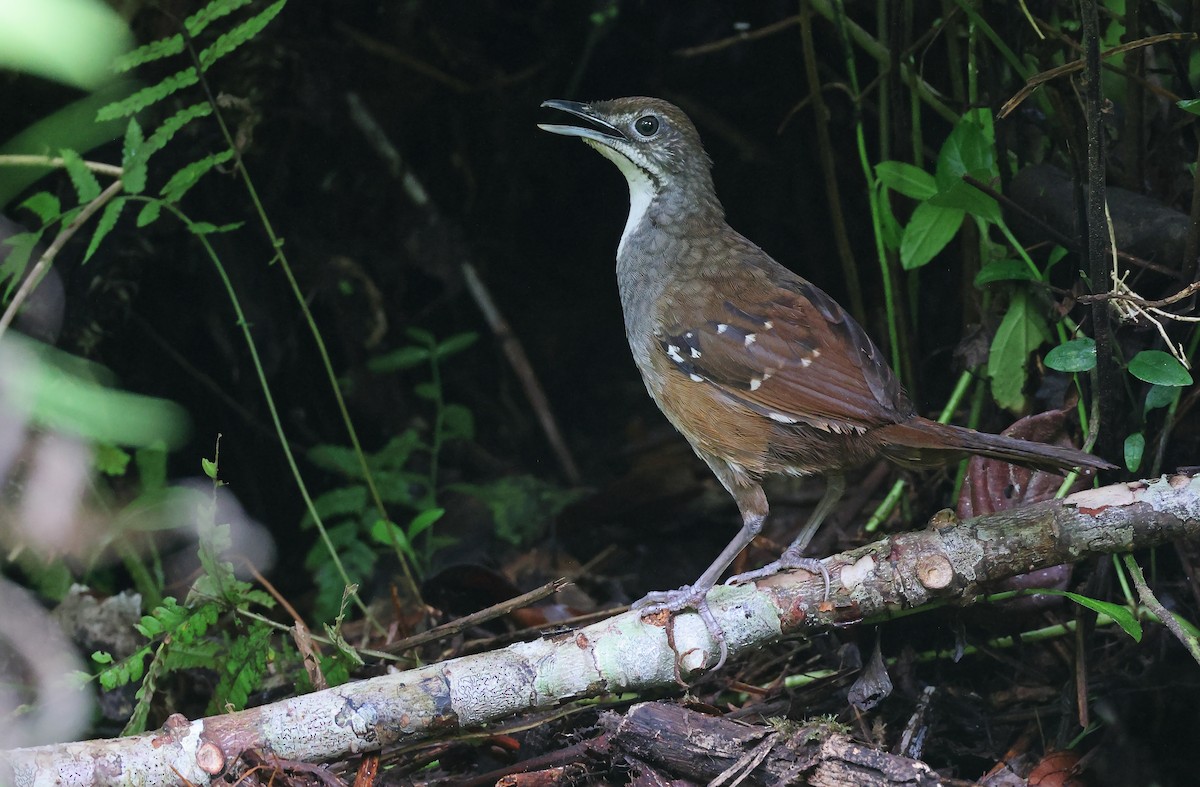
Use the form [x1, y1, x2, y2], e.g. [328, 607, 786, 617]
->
[434, 332, 478, 359]
[1178, 98, 1200, 116]
[0, 0, 133, 89]
[407, 508, 444, 540]
[368, 346, 428, 372]
[1144, 384, 1179, 414]
[442, 403, 474, 441]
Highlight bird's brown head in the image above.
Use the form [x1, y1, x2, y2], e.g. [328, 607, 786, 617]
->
[538, 97, 722, 227]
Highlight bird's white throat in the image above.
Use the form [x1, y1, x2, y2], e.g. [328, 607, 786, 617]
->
[587, 141, 655, 259]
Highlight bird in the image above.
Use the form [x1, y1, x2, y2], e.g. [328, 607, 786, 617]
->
[538, 97, 1114, 669]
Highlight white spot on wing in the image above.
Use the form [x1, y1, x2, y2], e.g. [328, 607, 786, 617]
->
[689, 373, 704, 382]
[768, 412, 798, 424]
[717, 324, 728, 334]
[744, 333, 756, 346]
[763, 320, 774, 329]
[750, 377, 762, 391]
[666, 344, 684, 363]
[800, 357, 812, 368]
[690, 348, 701, 358]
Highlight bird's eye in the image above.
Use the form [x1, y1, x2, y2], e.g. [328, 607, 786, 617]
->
[634, 115, 659, 136]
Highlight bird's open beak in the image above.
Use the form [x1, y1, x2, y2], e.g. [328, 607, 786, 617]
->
[538, 100, 626, 142]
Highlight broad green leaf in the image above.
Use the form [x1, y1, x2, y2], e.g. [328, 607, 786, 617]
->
[927, 176, 1000, 223]
[368, 346, 429, 372]
[201, 457, 218, 479]
[1178, 98, 1200, 116]
[61, 148, 101, 202]
[84, 196, 126, 262]
[95, 444, 131, 476]
[1044, 337, 1096, 373]
[875, 161, 937, 200]
[876, 185, 904, 251]
[1143, 384, 1179, 414]
[987, 290, 1050, 412]
[1124, 432, 1145, 473]
[974, 259, 1038, 286]
[936, 116, 995, 192]
[900, 201, 963, 270]
[1127, 350, 1193, 386]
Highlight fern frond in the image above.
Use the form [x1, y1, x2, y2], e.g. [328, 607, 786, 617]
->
[18, 192, 61, 224]
[185, 0, 255, 38]
[145, 102, 213, 158]
[160, 149, 235, 204]
[84, 197, 126, 263]
[1, 230, 44, 299]
[96, 69, 200, 121]
[60, 149, 102, 202]
[199, 0, 286, 72]
[111, 35, 185, 74]
[121, 119, 147, 194]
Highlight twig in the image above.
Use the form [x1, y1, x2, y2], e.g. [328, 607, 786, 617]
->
[0, 155, 124, 178]
[673, 16, 801, 57]
[380, 577, 571, 654]
[999, 32, 1198, 119]
[0, 179, 124, 342]
[1122, 554, 1200, 667]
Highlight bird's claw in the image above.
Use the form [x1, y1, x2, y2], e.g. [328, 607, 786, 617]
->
[726, 552, 832, 600]
[632, 585, 728, 671]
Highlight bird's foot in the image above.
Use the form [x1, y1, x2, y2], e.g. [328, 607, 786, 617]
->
[632, 585, 728, 671]
[726, 551, 831, 600]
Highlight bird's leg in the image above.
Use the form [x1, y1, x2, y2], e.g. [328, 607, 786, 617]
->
[632, 479, 769, 671]
[726, 473, 843, 597]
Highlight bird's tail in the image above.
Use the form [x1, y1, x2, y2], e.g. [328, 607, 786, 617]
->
[875, 417, 1115, 473]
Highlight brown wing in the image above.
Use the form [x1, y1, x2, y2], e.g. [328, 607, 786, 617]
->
[656, 272, 913, 434]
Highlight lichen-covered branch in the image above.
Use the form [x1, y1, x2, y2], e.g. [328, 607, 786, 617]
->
[5, 473, 1198, 786]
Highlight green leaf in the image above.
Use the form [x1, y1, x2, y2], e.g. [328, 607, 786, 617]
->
[987, 290, 1050, 412]
[188, 221, 244, 235]
[1178, 98, 1200, 116]
[84, 197, 126, 263]
[201, 457, 218, 479]
[927, 176, 1000, 223]
[303, 485, 369, 528]
[97, 69, 200, 121]
[136, 446, 168, 493]
[136, 200, 162, 228]
[368, 345, 429, 372]
[160, 150, 235, 204]
[95, 444, 131, 476]
[111, 35, 185, 73]
[875, 161, 937, 200]
[60, 149, 101, 202]
[413, 382, 438, 401]
[899, 201, 963, 270]
[876, 186, 904, 251]
[1, 231, 42, 299]
[198, 0, 287, 71]
[935, 115, 995, 192]
[1058, 591, 1142, 641]
[186, 0, 256, 37]
[122, 119, 147, 194]
[434, 332, 478, 359]
[1044, 337, 1097, 373]
[405, 327, 436, 347]
[1123, 432, 1145, 473]
[1144, 383, 1179, 414]
[407, 507, 444, 539]
[20, 191, 61, 224]
[442, 403, 474, 441]
[974, 259, 1038, 286]
[1127, 350, 1193, 386]
[145, 103, 214, 158]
